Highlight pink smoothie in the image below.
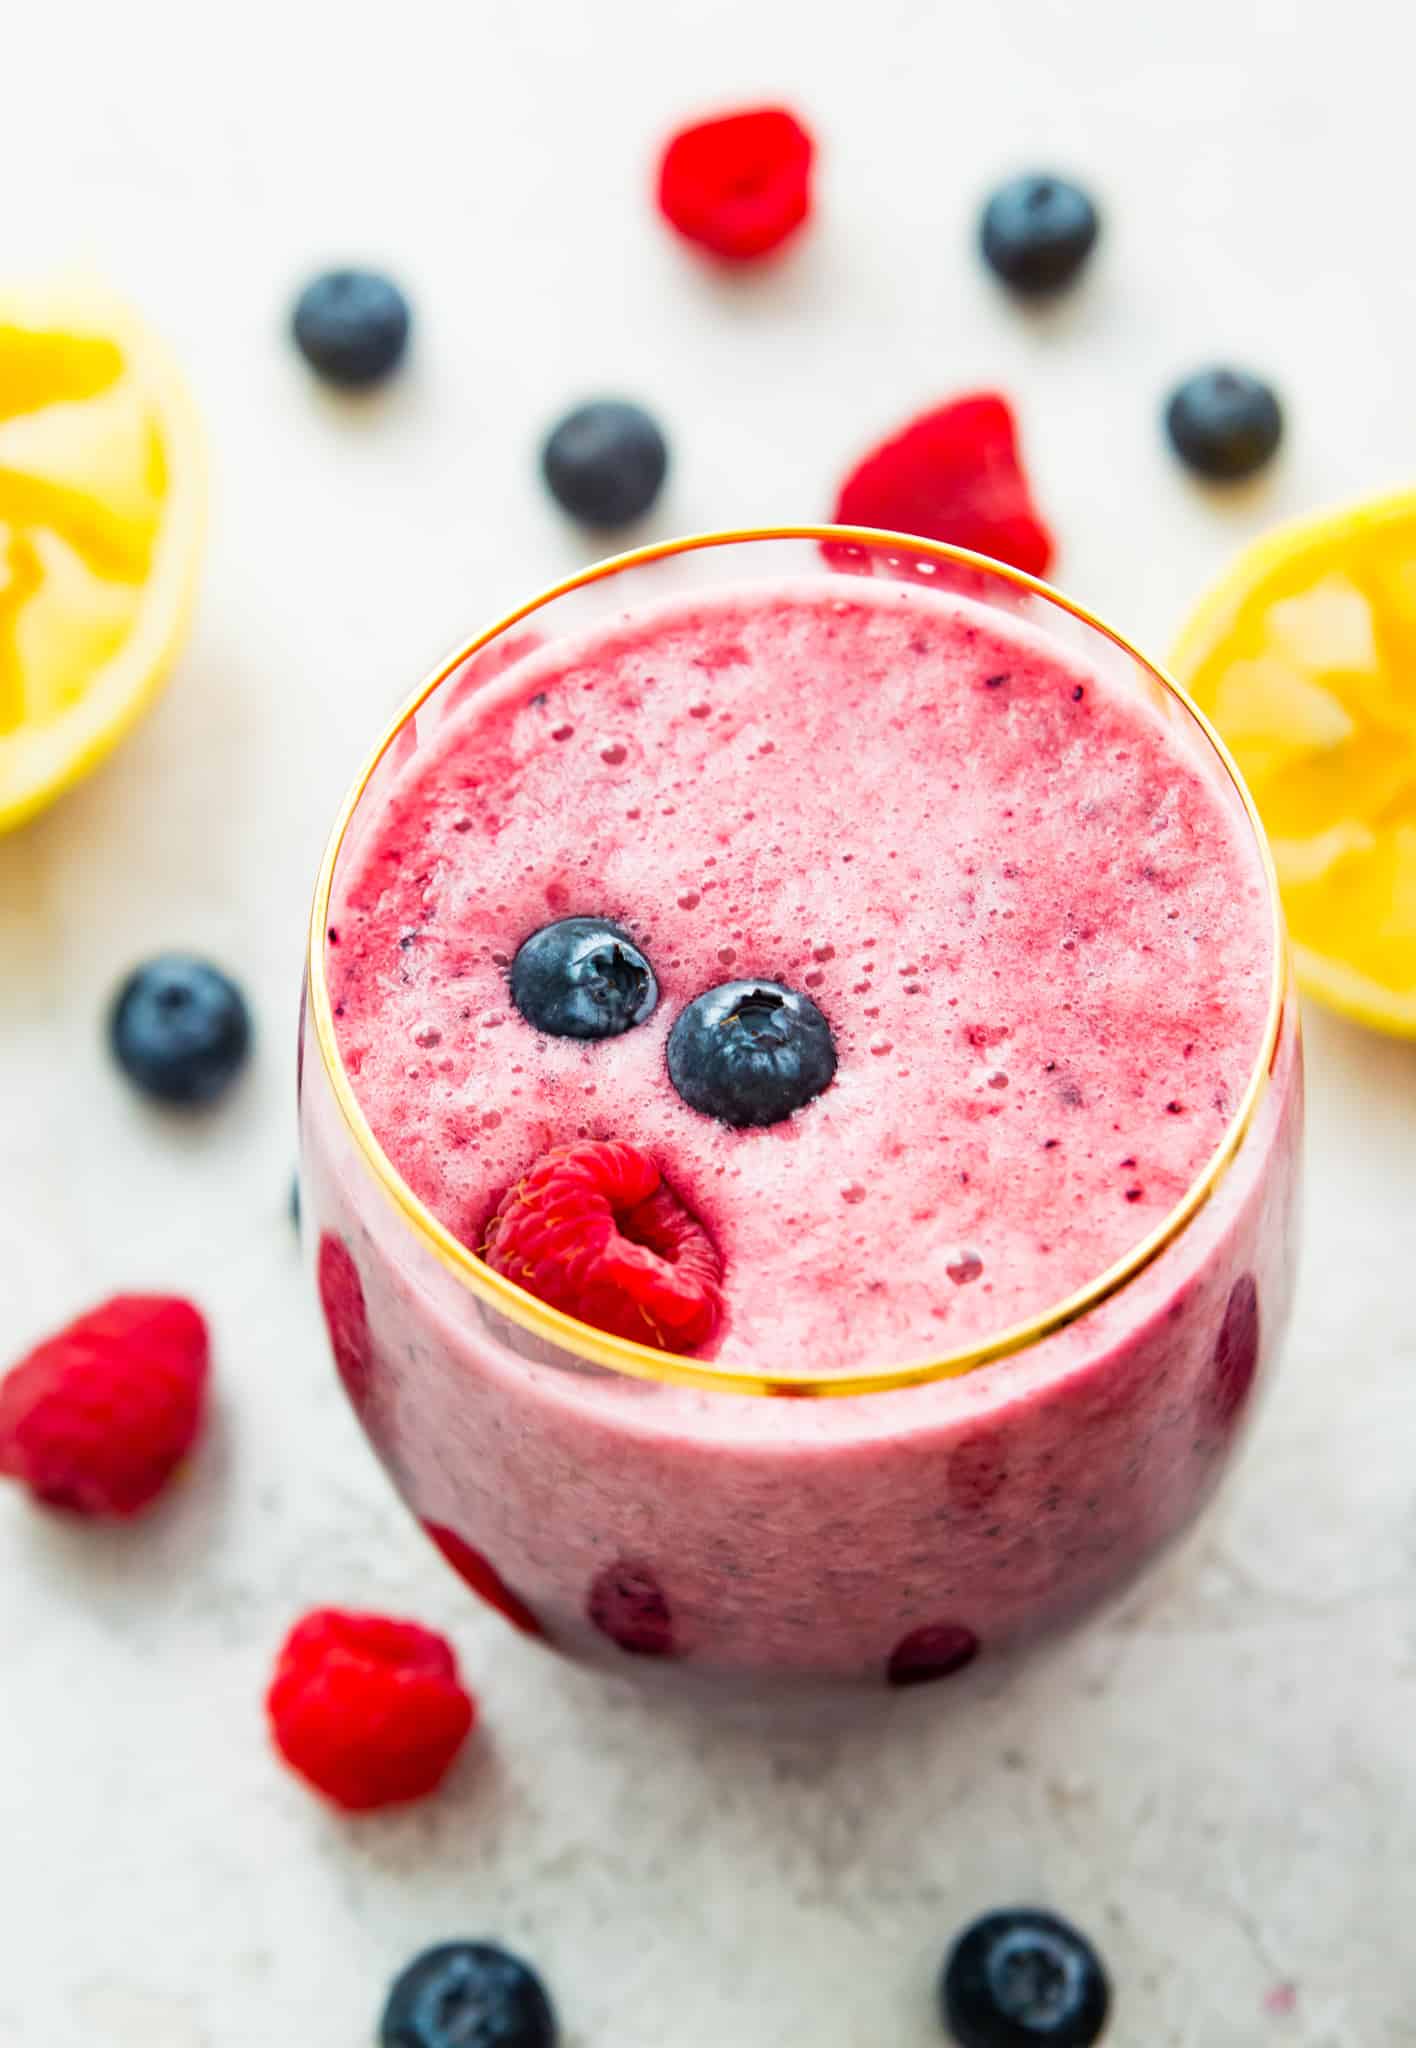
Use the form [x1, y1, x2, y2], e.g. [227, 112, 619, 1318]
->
[305, 565, 1301, 1695]
[327, 581, 1271, 1370]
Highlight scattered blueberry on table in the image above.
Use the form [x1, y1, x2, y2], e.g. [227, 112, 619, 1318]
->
[510, 917, 659, 1039]
[109, 955, 251, 1106]
[667, 980, 837, 1127]
[380, 1940, 558, 2048]
[979, 175, 1100, 296]
[291, 267, 411, 388]
[541, 399, 668, 527]
[1164, 367, 1283, 480]
[941, 1908, 1111, 2046]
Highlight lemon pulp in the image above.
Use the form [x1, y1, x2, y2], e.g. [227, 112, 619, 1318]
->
[1173, 492, 1416, 1035]
[0, 286, 203, 831]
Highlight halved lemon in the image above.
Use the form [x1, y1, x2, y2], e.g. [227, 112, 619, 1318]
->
[1173, 491, 1416, 1036]
[0, 285, 204, 832]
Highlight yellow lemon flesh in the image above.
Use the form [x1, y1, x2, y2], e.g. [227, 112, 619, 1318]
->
[0, 287, 203, 831]
[1173, 493, 1416, 1036]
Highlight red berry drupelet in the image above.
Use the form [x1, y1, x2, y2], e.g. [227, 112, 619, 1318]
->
[482, 1139, 723, 1354]
[656, 106, 815, 263]
[267, 1609, 475, 1812]
[0, 1295, 209, 1517]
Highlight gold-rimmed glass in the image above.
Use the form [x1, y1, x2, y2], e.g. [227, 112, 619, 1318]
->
[298, 528, 1302, 1703]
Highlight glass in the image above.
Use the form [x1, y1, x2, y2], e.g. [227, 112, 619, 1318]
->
[298, 528, 1303, 1711]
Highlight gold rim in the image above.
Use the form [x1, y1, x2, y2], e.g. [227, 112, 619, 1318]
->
[307, 525, 1289, 1399]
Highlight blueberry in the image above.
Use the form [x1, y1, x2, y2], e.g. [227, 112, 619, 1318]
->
[510, 918, 657, 1039]
[292, 269, 411, 388]
[380, 1941, 557, 2048]
[541, 399, 668, 527]
[979, 175, 1100, 295]
[667, 980, 836, 1128]
[941, 1910, 1110, 2047]
[1164, 368, 1283, 481]
[109, 955, 251, 1106]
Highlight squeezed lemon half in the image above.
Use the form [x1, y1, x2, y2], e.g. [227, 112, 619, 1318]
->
[0, 285, 204, 832]
[1173, 492, 1416, 1036]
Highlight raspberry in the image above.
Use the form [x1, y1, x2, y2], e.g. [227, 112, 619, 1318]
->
[423, 1521, 545, 1639]
[482, 1140, 723, 1354]
[656, 106, 815, 263]
[832, 392, 1054, 577]
[267, 1608, 475, 1812]
[886, 1621, 980, 1687]
[0, 1296, 209, 1518]
[587, 1557, 678, 1658]
[317, 1233, 372, 1410]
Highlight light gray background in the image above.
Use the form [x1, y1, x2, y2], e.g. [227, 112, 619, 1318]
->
[2, 2, 1412, 2043]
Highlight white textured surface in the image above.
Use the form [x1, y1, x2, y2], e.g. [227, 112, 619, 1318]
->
[2, 2, 1414, 2043]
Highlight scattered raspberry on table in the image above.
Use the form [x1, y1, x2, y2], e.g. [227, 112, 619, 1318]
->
[833, 391, 1055, 577]
[267, 1608, 476, 1812]
[656, 106, 815, 263]
[0, 1295, 209, 1518]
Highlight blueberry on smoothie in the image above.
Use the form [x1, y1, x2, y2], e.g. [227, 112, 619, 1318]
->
[1164, 368, 1283, 481]
[940, 1909, 1110, 2047]
[109, 955, 251, 1106]
[541, 399, 668, 527]
[292, 268, 411, 388]
[667, 980, 836, 1127]
[379, 1940, 557, 2048]
[510, 918, 658, 1039]
[979, 175, 1099, 296]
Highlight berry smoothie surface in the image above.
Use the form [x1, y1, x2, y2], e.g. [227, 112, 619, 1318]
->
[327, 578, 1273, 1374]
